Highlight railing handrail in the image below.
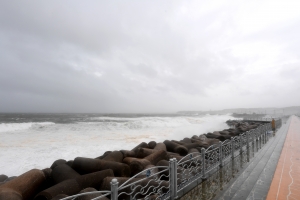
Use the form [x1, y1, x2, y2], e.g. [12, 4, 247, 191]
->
[60, 190, 111, 200]
[118, 167, 169, 190]
[177, 152, 201, 165]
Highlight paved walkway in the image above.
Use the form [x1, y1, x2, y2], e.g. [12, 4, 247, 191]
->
[267, 116, 300, 200]
[212, 117, 291, 200]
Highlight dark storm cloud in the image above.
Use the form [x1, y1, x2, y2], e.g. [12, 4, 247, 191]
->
[1, 0, 300, 112]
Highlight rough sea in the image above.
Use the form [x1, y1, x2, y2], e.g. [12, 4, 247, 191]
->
[0, 113, 235, 176]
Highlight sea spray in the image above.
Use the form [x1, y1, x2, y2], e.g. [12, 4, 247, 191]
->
[0, 113, 235, 176]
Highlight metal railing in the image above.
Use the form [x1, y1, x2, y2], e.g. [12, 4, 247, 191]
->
[62, 118, 281, 200]
[60, 190, 111, 200]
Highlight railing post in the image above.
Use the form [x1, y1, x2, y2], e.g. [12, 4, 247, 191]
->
[264, 125, 267, 143]
[259, 128, 262, 149]
[201, 148, 206, 179]
[246, 132, 250, 161]
[256, 130, 259, 150]
[219, 141, 223, 167]
[110, 178, 118, 200]
[231, 138, 234, 160]
[169, 158, 174, 200]
[260, 132, 264, 147]
[239, 135, 243, 154]
[267, 125, 270, 142]
[173, 158, 177, 199]
[261, 127, 263, 147]
[246, 132, 249, 148]
[169, 158, 177, 200]
[262, 131, 266, 145]
[257, 128, 260, 149]
[264, 130, 266, 144]
[264, 126, 267, 144]
[262, 127, 265, 145]
[252, 130, 255, 153]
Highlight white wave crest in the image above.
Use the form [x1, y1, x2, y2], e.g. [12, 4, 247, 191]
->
[0, 122, 55, 133]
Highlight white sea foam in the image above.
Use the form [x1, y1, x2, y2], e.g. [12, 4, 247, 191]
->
[0, 114, 234, 176]
[0, 122, 55, 133]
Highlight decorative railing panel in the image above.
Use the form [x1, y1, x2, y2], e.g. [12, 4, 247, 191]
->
[232, 136, 241, 152]
[117, 166, 170, 200]
[204, 146, 220, 173]
[241, 133, 247, 147]
[221, 140, 232, 161]
[177, 152, 202, 191]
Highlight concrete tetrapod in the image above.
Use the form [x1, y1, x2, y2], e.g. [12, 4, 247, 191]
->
[163, 140, 188, 156]
[205, 133, 227, 141]
[119, 142, 150, 159]
[95, 151, 112, 159]
[72, 157, 131, 177]
[136, 147, 182, 160]
[172, 140, 204, 150]
[50, 159, 67, 169]
[0, 175, 8, 183]
[147, 141, 157, 149]
[51, 164, 81, 184]
[153, 142, 167, 151]
[101, 151, 124, 163]
[34, 169, 114, 200]
[0, 169, 47, 200]
[180, 138, 192, 143]
[123, 150, 167, 175]
[136, 148, 158, 158]
[131, 142, 149, 154]
[51, 194, 69, 200]
[190, 139, 210, 148]
[120, 150, 136, 158]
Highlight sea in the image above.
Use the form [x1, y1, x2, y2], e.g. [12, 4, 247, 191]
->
[0, 113, 235, 177]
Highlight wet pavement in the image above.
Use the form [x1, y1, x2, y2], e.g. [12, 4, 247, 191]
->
[179, 120, 286, 200]
[212, 117, 290, 200]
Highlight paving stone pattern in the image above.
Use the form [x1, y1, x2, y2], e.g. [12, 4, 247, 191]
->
[266, 116, 300, 200]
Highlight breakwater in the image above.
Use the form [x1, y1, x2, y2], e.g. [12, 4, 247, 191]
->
[0, 119, 281, 200]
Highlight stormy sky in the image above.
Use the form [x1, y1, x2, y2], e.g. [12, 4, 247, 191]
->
[0, 0, 300, 113]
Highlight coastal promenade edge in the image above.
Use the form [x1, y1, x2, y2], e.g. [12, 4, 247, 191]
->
[266, 115, 300, 200]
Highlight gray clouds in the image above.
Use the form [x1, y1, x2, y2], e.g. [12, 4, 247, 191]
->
[1, 0, 300, 113]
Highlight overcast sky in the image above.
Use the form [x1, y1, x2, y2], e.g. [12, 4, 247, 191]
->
[0, 0, 300, 113]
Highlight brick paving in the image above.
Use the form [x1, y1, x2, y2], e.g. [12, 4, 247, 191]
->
[267, 116, 300, 200]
